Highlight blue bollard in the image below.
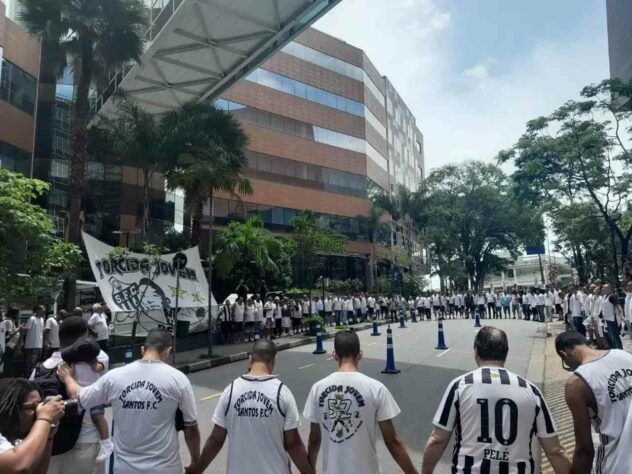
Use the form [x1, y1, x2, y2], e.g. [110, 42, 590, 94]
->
[371, 318, 381, 336]
[474, 309, 481, 328]
[124, 344, 133, 364]
[435, 319, 449, 350]
[254, 326, 261, 341]
[313, 323, 326, 354]
[381, 326, 401, 374]
[398, 309, 407, 328]
[411, 309, 418, 323]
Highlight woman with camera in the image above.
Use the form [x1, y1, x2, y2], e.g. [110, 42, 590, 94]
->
[0, 378, 65, 473]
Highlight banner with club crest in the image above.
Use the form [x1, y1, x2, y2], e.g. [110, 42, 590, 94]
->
[82, 232, 217, 336]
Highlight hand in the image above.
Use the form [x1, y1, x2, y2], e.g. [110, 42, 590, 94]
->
[36, 396, 65, 424]
[184, 463, 200, 474]
[56, 363, 74, 382]
[89, 359, 104, 373]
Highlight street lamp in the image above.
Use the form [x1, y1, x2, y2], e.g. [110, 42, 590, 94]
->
[172, 251, 187, 365]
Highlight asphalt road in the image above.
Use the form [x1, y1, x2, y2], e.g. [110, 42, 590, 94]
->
[178, 318, 545, 473]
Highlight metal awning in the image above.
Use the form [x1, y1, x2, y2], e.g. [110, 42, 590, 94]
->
[93, 0, 342, 116]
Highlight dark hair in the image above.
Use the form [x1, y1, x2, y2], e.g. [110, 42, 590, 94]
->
[555, 331, 587, 353]
[59, 316, 89, 348]
[334, 331, 360, 359]
[144, 328, 173, 352]
[0, 378, 41, 443]
[250, 339, 277, 365]
[474, 326, 509, 361]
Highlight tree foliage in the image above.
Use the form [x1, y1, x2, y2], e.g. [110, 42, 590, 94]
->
[287, 211, 347, 288]
[0, 170, 82, 307]
[417, 161, 543, 291]
[499, 79, 632, 283]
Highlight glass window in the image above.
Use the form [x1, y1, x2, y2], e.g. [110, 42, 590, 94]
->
[284, 160, 295, 177]
[270, 114, 284, 132]
[295, 121, 308, 138]
[296, 163, 307, 180]
[306, 84, 318, 102]
[281, 76, 294, 95]
[316, 89, 327, 106]
[0, 59, 37, 115]
[283, 117, 295, 135]
[258, 204, 271, 224]
[326, 93, 337, 108]
[338, 171, 349, 188]
[269, 71, 284, 91]
[271, 207, 284, 225]
[283, 209, 296, 225]
[256, 153, 269, 172]
[254, 109, 270, 128]
[258, 69, 270, 87]
[294, 81, 306, 99]
[270, 156, 283, 175]
[244, 202, 258, 218]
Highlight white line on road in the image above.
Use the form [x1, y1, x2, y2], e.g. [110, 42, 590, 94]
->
[436, 348, 451, 358]
[366, 342, 377, 346]
[298, 364, 315, 370]
[200, 393, 221, 401]
[327, 357, 334, 360]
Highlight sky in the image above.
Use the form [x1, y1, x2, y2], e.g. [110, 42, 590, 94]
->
[314, 0, 610, 172]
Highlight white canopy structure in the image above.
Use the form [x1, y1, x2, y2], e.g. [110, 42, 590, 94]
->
[92, 0, 342, 116]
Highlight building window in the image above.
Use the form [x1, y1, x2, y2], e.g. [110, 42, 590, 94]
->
[416, 140, 422, 154]
[0, 141, 31, 174]
[0, 59, 36, 115]
[50, 159, 70, 178]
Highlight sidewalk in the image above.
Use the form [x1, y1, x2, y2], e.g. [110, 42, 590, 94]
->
[173, 319, 391, 373]
[540, 323, 632, 473]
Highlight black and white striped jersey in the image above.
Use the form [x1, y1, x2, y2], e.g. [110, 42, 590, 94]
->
[433, 366, 557, 474]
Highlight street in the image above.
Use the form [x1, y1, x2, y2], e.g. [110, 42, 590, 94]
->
[179, 318, 546, 473]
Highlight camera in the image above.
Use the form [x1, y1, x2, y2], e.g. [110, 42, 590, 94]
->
[44, 396, 81, 417]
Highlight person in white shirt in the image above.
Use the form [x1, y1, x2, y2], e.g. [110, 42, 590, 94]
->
[324, 297, 333, 326]
[544, 290, 554, 322]
[475, 293, 486, 319]
[556, 330, 632, 473]
[88, 306, 109, 352]
[423, 327, 569, 473]
[625, 281, 632, 338]
[232, 297, 245, 343]
[189, 340, 313, 474]
[37, 316, 113, 473]
[88, 304, 101, 325]
[263, 297, 275, 339]
[254, 294, 264, 335]
[44, 313, 60, 359]
[554, 290, 564, 321]
[58, 328, 200, 474]
[600, 284, 623, 350]
[333, 297, 342, 326]
[23, 305, 45, 377]
[567, 287, 585, 337]
[304, 331, 416, 474]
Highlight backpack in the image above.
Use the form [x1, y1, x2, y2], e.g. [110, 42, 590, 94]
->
[32, 363, 85, 455]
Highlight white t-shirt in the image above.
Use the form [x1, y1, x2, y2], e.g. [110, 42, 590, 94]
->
[0, 432, 13, 454]
[303, 371, 401, 474]
[78, 360, 197, 474]
[87, 313, 109, 341]
[24, 316, 44, 349]
[212, 375, 300, 474]
[433, 366, 556, 473]
[34, 350, 109, 443]
[45, 317, 60, 348]
[232, 303, 244, 322]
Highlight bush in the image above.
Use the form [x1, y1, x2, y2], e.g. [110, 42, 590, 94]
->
[327, 278, 364, 295]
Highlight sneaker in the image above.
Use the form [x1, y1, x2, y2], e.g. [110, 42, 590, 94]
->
[96, 439, 114, 463]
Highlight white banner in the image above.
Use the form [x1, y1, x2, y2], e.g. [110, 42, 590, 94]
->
[82, 232, 216, 335]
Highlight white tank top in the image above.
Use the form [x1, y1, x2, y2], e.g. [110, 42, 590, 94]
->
[601, 295, 616, 322]
[575, 350, 632, 474]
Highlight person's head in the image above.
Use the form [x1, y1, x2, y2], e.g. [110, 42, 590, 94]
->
[59, 316, 89, 349]
[33, 304, 45, 317]
[142, 328, 173, 361]
[57, 309, 68, 322]
[91, 303, 101, 313]
[555, 331, 589, 371]
[249, 339, 277, 372]
[333, 330, 362, 366]
[626, 281, 632, 293]
[72, 307, 83, 317]
[473, 326, 509, 366]
[0, 378, 42, 443]
[6, 307, 19, 321]
[602, 284, 612, 295]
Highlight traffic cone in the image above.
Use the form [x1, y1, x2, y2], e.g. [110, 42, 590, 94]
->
[474, 309, 481, 328]
[313, 323, 326, 354]
[411, 309, 418, 323]
[371, 318, 381, 336]
[398, 309, 407, 328]
[435, 320, 449, 350]
[381, 326, 401, 374]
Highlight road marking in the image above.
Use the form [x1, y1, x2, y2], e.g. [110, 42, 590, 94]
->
[366, 342, 377, 346]
[327, 357, 334, 360]
[200, 393, 221, 401]
[436, 348, 451, 358]
[298, 364, 315, 370]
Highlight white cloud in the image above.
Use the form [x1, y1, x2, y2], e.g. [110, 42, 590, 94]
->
[315, 1, 609, 172]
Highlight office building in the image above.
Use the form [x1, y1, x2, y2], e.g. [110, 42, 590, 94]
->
[0, 0, 39, 174]
[607, 0, 632, 82]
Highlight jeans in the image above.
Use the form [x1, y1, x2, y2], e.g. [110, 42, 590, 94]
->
[334, 310, 341, 325]
[606, 320, 623, 349]
[572, 316, 586, 336]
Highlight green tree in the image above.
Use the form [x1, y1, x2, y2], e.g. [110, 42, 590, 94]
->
[19, 0, 148, 245]
[0, 170, 82, 307]
[357, 205, 387, 291]
[103, 98, 163, 244]
[214, 216, 291, 291]
[287, 211, 347, 289]
[499, 79, 632, 284]
[417, 162, 542, 291]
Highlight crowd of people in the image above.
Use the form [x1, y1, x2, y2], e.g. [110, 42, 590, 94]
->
[0, 322, 630, 474]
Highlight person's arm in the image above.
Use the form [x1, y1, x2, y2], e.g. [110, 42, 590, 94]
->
[421, 427, 451, 474]
[284, 429, 314, 474]
[56, 364, 81, 399]
[183, 425, 200, 467]
[539, 436, 571, 474]
[565, 376, 594, 474]
[379, 419, 417, 474]
[307, 422, 321, 469]
[186, 425, 226, 474]
[0, 397, 65, 474]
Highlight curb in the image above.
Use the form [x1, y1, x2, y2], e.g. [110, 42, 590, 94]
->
[178, 320, 392, 374]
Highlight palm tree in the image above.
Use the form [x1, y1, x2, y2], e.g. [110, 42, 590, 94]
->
[104, 98, 162, 244]
[358, 205, 386, 291]
[19, 0, 148, 244]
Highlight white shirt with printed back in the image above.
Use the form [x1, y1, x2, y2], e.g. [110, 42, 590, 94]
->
[303, 371, 401, 474]
[77, 359, 198, 474]
[24, 315, 44, 350]
[212, 375, 300, 474]
[44, 316, 60, 348]
[88, 313, 109, 341]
